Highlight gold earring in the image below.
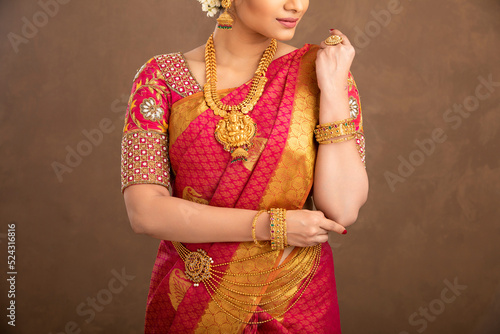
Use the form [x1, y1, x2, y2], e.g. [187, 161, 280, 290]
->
[217, 0, 233, 30]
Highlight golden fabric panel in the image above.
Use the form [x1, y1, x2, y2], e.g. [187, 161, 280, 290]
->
[168, 90, 233, 153]
[168, 268, 192, 311]
[259, 47, 320, 210]
[182, 186, 210, 205]
[242, 136, 269, 172]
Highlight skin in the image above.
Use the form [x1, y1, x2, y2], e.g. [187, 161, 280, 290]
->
[123, 0, 369, 253]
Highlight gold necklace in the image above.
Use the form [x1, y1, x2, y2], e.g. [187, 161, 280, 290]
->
[204, 33, 278, 162]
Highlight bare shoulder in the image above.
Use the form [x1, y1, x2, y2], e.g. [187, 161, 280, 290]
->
[275, 42, 298, 59]
[179, 44, 207, 86]
[182, 44, 205, 63]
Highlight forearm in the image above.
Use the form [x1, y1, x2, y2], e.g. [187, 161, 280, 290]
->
[313, 92, 368, 227]
[125, 188, 271, 243]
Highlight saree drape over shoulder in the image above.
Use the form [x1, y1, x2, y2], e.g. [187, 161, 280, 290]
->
[121, 44, 365, 334]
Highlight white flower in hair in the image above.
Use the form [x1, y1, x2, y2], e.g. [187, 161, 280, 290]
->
[198, 0, 222, 17]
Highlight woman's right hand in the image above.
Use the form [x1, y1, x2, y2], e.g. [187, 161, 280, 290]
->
[285, 209, 347, 247]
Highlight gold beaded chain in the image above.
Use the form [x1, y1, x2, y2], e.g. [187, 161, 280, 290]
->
[170, 240, 322, 325]
[204, 33, 278, 115]
[203, 33, 278, 162]
[206, 245, 322, 325]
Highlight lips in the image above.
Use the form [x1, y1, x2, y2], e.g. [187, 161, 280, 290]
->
[277, 18, 299, 28]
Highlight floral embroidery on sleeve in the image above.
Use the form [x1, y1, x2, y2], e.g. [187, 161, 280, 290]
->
[123, 58, 171, 134]
[140, 97, 165, 121]
[349, 96, 360, 119]
[348, 72, 366, 167]
[121, 57, 173, 192]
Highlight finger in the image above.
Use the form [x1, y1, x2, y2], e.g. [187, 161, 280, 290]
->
[319, 29, 339, 48]
[328, 29, 352, 47]
[315, 234, 329, 245]
[329, 28, 344, 34]
[320, 33, 344, 49]
[319, 39, 329, 49]
[318, 217, 347, 235]
[317, 227, 329, 236]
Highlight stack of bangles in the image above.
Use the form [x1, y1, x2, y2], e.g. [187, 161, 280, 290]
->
[313, 117, 356, 144]
[252, 208, 288, 250]
[250, 119, 357, 249]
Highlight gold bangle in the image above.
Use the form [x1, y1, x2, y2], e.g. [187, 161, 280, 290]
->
[315, 117, 355, 128]
[269, 208, 287, 250]
[319, 134, 356, 145]
[269, 208, 277, 250]
[283, 210, 288, 247]
[252, 209, 267, 246]
[314, 118, 356, 142]
[315, 122, 355, 138]
[315, 126, 356, 142]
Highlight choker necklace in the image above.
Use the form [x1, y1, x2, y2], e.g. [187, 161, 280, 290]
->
[203, 33, 278, 163]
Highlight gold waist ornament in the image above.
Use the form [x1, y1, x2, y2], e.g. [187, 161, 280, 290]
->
[203, 34, 277, 163]
[171, 241, 322, 325]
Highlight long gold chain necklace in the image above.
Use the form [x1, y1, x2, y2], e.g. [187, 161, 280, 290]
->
[203, 33, 278, 163]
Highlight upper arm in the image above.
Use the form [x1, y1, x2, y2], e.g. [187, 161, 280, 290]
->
[123, 184, 170, 228]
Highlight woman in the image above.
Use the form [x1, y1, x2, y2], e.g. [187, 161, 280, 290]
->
[121, 0, 368, 332]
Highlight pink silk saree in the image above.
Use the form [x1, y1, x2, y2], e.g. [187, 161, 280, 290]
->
[121, 43, 365, 333]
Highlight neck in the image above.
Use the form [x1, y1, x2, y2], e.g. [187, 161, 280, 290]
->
[211, 25, 274, 68]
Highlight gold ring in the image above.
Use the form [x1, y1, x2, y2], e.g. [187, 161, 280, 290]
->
[325, 35, 343, 46]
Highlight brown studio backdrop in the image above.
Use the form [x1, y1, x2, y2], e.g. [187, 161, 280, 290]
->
[1, 0, 499, 333]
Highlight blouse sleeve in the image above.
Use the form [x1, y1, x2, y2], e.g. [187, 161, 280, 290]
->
[120, 57, 173, 193]
[347, 71, 366, 167]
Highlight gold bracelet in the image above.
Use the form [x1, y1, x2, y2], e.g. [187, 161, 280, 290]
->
[269, 208, 277, 250]
[269, 208, 287, 250]
[314, 118, 356, 143]
[315, 123, 356, 142]
[280, 209, 287, 248]
[252, 209, 267, 246]
[315, 117, 355, 128]
[319, 134, 356, 145]
[282, 210, 288, 247]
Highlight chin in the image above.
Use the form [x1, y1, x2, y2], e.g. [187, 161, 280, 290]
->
[269, 30, 295, 41]
[278, 34, 294, 41]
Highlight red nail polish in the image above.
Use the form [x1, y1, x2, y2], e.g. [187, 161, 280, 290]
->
[342, 229, 347, 235]
[330, 28, 335, 32]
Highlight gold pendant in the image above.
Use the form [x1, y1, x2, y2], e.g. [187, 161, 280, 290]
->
[184, 249, 213, 287]
[215, 111, 257, 162]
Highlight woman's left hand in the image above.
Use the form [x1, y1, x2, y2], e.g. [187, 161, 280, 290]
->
[315, 29, 355, 93]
